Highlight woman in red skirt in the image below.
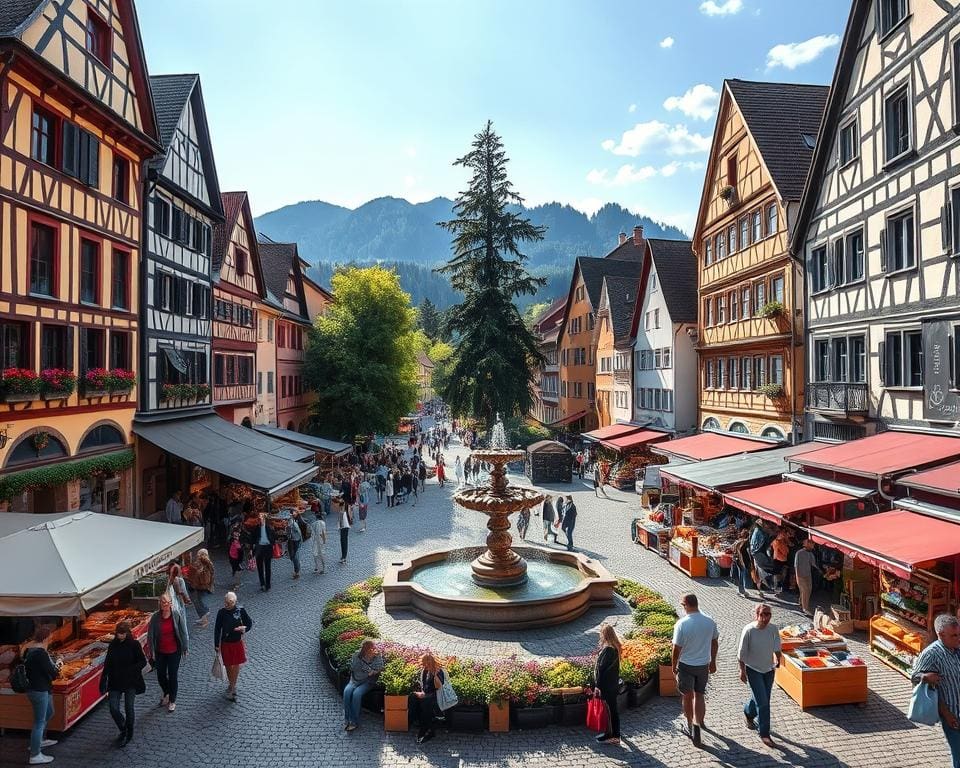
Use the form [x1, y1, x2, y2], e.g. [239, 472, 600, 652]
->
[213, 592, 253, 702]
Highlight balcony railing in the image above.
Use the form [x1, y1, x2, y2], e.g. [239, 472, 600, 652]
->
[806, 382, 868, 414]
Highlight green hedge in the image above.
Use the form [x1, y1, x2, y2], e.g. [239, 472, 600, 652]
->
[0, 449, 134, 501]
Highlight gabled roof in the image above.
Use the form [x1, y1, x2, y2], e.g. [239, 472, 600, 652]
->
[0, 0, 43, 36]
[725, 79, 829, 202]
[213, 191, 265, 297]
[601, 236, 645, 263]
[647, 238, 698, 324]
[600, 275, 640, 345]
[258, 239, 308, 321]
[791, 1, 872, 256]
[578, 256, 642, 310]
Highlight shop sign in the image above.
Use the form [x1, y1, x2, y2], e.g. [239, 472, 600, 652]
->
[67, 480, 80, 511]
[922, 319, 960, 422]
[134, 548, 177, 579]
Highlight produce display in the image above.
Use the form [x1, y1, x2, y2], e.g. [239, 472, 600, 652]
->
[779, 624, 844, 651]
[782, 647, 865, 670]
[79, 608, 151, 640]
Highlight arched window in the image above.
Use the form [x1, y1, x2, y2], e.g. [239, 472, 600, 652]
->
[7, 433, 68, 467]
[78, 425, 125, 453]
[702, 417, 721, 431]
[761, 427, 785, 440]
[729, 422, 749, 434]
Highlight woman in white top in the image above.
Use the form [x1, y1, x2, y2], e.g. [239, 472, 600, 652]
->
[737, 603, 782, 747]
[454, 457, 464, 487]
[385, 472, 395, 509]
[338, 500, 352, 564]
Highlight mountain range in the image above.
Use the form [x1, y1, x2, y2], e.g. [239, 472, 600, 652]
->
[254, 197, 688, 309]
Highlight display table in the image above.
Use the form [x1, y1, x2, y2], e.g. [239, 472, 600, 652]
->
[633, 518, 671, 558]
[668, 541, 707, 578]
[775, 647, 868, 710]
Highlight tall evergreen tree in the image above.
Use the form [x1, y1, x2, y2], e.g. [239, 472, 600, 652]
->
[437, 121, 546, 424]
[417, 298, 441, 340]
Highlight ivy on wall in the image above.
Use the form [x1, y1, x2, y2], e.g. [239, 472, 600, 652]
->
[0, 449, 134, 501]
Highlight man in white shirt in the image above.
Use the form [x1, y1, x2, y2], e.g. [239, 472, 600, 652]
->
[310, 501, 326, 573]
[164, 491, 183, 525]
[671, 593, 719, 749]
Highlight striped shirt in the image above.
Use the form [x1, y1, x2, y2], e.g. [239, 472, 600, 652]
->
[912, 640, 960, 717]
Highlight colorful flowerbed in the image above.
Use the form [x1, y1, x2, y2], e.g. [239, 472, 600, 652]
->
[319, 576, 676, 707]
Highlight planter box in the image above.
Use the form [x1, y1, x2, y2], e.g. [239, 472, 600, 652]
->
[362, 686, 384, 714]
[629, 676, 658, 708]
[449, 704, 486, 732]
[560, 699, 588, 725]
[384, 694, 408, 732]
[512, 705, 552, 730]
[82, 389, 110, 398]
[320, 647, 339, 688]
[2, 392, 39, 403]
[488, 700, 509, 732]
[42, 392, 71, 401]
[658, 665, 678, 697]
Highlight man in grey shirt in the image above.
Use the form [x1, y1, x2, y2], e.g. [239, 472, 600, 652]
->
[794, 539, 821, 616]
[164, 491, 183, 525]
[671, 593, 719, 748]
[738, 603, 782, 747]
[912, 614, 960, 767]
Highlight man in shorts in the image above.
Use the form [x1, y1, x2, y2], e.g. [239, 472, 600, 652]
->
[671, 593, 719, 749]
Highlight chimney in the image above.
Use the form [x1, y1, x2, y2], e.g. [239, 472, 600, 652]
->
[618, 232, 627, 246]
[633, 225, 644, 247]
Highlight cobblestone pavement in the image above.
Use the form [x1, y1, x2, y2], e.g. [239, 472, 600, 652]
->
[0, 435, 950, 768]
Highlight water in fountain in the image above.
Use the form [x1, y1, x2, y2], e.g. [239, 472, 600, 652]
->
[490, 413, 508, 449]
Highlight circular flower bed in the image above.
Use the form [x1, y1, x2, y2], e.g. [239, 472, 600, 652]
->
[319, 575, 676, 725]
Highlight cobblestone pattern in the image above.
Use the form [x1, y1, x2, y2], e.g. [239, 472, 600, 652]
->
[0, 436, 951, 768]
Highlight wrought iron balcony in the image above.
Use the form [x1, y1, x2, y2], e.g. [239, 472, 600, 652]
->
[806, 382, 868, 414]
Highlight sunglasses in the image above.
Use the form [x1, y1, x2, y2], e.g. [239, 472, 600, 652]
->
[759, 612, 772, 617]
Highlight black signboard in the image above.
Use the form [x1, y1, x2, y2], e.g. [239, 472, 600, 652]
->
[922, 319, 960, 423]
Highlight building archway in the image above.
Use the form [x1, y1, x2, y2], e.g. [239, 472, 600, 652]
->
[701, 417, 721, 431]
[286, 421, 295, 430]
[728, 421, 750, 434]
[241, 417, 253, 429]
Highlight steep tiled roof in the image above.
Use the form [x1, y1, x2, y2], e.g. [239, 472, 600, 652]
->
[602, 237, 645, 263]
[212, 192, 246, 273]
[726, 79, 829, 202]
[149, 74, 197, 150]
[602, 276, 640, 344]
[578, 256, 641, 309]
[647, 238, 698, 324]
[0, 1, 44, 38]
[258, 241, 297, 305]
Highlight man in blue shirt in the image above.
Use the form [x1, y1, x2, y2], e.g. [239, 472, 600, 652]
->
[671, 593, 719, 749]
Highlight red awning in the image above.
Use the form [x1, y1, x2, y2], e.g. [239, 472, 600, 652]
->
[809, 510, 960, 578]
[601, 430, 669, 452]
[652, 432, 774, 462]
[549, 410, 588, 427]
[899, 460, 960, 499]
[793, 431, 960, 479]
[582, 423, 645, 441]
[724, 481, 856, 524]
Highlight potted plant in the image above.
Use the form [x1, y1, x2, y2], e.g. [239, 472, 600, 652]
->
[161, 383, 197, 402]
[83, 368, 111, 397]
[195, 383, 211, 400]
[758, 383, 785, 399]
[32, 431, 50, 453]
[759, 300, 784, 319]
[108, 369, 136, 393]
[447, 659, 488, 732]
[1, 368, 41, 402]
[40, 368, 76, 399]
[380, 656, 416, 732]
[720, 184, 737, 203]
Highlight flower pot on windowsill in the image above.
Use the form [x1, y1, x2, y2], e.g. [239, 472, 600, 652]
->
[757, 383, 785, 400]
[41, 391, 72, 401]
[384, 694, 408, 732]
[488, 700, 509, 732]
[82, 389, 110, 398]
[758, 300, 784, 319]
[2, 392, 40, 403]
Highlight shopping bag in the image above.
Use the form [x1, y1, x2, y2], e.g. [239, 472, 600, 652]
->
[586, 692, 608, 732]
[436, 672, 459, 711]
[272, 542, 283, 559]
[907, 682, 940, 725]
[245, 556, 256, 572]
[211, 654, 224, 682]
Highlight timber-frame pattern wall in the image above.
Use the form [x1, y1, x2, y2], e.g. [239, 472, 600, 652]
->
[797, 0, 960, 440]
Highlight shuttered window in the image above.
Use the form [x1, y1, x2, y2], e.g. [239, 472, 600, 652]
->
[62, 123, 100, 187]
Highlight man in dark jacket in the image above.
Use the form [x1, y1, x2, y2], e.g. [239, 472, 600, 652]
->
[253, 512, 278, 591]
[102, 620, 147, 746]
[541, 495, 559, 543]
[561, 496, 577, 551]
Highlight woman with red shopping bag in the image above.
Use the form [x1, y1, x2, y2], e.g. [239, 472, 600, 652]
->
[591, 623, 622, 745]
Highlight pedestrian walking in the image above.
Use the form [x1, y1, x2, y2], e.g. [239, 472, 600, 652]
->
[310, 502, 327, 573]
[227, 523, 244, 590]
[213, 592, 253, 702]
[321, 475, 335, 517]
[594, 463, 606, 497]
[147, 593, 189, 713]
[541, 495, 559, 544]
[411, 653, 445, 744]
[455, 456, 464, 487]
[101, 620, 147, 747]
[731, 530, 752, 598]
[436, 456, 446, 487]
[464, 455, 472, 484]
[343, 639, 384, 732]
[186, 549, 214, 628]
[517, 506, 530, 540]
[338, 498, 352, 564]
[163, 562, 191, 614]
[286, 511, 303, 579]
[561, 495, 577, 552]
[376, 464, 386, 504]
[912, 614, 960, 767]
[385, 472, 395, 508]
[418, 461, 427, 494]
[671, 593, 719, 749]
[21, 625, 61, 765]
[472, 456, 480, 482]
[164, 490, 183, 525]
[594, 623, 622, 745]
[794, 539, 821, 616]
[738, 603, 782, 748]
[359, 475, 371, 531]
[253, 512, 277, 592]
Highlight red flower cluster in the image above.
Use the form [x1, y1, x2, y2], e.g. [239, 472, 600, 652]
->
[40, 368, 77, 394]
[1, 368, 41, 395]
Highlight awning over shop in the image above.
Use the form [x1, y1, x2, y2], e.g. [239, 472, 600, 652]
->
[809, 510, 960, 578]
[0, 512, 202, 616]
[724, 481, 857, 524]
[658, 444, 814, 491]
[133, 415, 318, 497]
[781, 472, 876, 499]
[651, 432, 776, 462]
[582, 423, 645, 443]
[894, 497, 960, 524]
[549, 410, 588, 428]
[898, 460, 960, 499]
[792, 431, 960, 479]
[253, 425, 352, 456]
[600, 430, 669, 452]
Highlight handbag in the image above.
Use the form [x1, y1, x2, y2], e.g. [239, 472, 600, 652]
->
[272, 542, 283, 559]
[211, 654, 224, 682]
[907, 682, 940, 725]
[245, 555, 256, 571]
[436, 671, 459, 712]
[586, 691, 609, 732]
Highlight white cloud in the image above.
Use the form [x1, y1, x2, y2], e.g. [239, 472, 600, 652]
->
[663, 84, 720, 121]
[659, 160, 705, 178]
[567, 197, 606, 217]
[766, 34, 840, 69]
[700, 0, 743, 16]
[587, 161, 703, 187]
[602, 120, 711, 157]
[628, 103, 637, 113]
[404, 146, 417, 158]
[403, 174, 418, 188]
[660, 36, 674, 48]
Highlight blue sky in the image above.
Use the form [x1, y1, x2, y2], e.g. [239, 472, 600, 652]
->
[139, 0, 850, 233]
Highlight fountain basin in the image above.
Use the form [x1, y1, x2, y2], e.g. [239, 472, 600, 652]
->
[383, 546, 616, 630]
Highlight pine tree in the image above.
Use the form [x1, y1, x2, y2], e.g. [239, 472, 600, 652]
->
[417, 298, 441, 340]
[437, 121, 546, 425]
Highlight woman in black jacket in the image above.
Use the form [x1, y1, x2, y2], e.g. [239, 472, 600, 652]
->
[214, 592, 253, 702]
[594, 622, 622, 745]
[101, 620, 147, 747]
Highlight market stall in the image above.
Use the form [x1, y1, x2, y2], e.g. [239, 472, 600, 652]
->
[775, 623, 867, 709]
[525, 440, 572, 485]
[253, 425, 352, 470]
[0, 512, 202, 731]
[596, 430, 669, 490]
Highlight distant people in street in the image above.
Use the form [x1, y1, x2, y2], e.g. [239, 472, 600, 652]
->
[386, 472, 395, 508]
[749, 522, 775, 599]
[343, 639, 384, 732]
[310, 502, 327, 573]
[182, 498, 202, 527]
[464, 455, 473, 484]
[671, 593, 719, 749]
[418, 461, 427, 494]
[472, 457, 481, 482]
[731, 530, 752, 598]
[912, 613, 960, 767]
[376, 463, 387, 504]
[102, 620, 147, 747]
[22, 624, 61, 765]
[213, 592, 252, 702]
[147, 593, 189, 713]
[338, 498, 352, 564]
[576, 451, 586, 478]
[770, 529, 792, 596]
[286, 511, 303, 579]
[594, 463, 606, 497]
[794, 539, 821, 616]
[436, 456, 446, 487]
[542, 495, 559, 544]
[359, 475, 371, 531]
[227, 523, 244, 590]
[411, 653, 445, 744]
[561, 496, 577, 552]
[594, 623, 622, 745]
[321, 475, 335, 517]
[254, 512, 277, 592]
[186, 549, 214, 628]
[164, 490, 183, 525]
[455, 456, 464, 487]
[738, 603, 782, 748]
[517, 506, 530, 540]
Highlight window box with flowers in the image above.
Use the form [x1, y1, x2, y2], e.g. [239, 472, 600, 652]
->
[759, 300, 784, 319]
[161, 383, 198, 402]
[40, 369, 77, 400]
[108, 369, 136, 394]
[720, 185, 737, 205]
[758, 383, 785, 399]
[1, 368, 42, 402]
[82, 368, 112, 397]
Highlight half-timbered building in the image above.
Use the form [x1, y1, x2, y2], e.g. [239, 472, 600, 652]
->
[529, 297, 565, 427]
[793, 0, 960, 440]
[0, 0, 160, 515]
[211, 191, 263, 426]
[694, 79, 828, 442]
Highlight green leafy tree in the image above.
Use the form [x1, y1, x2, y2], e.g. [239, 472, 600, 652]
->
[437, 121, 546, 424]
[427, 340, 455, 397]
[417, 298, 442, 340]
[304, 266, 418, 439]
[522, 301, 551, 331]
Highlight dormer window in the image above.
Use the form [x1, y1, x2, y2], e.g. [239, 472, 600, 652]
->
[85, 10, 112, 66]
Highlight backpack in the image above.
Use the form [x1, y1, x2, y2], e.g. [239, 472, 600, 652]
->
[10, 653, 31, 693]
[297, 516, 311, 541]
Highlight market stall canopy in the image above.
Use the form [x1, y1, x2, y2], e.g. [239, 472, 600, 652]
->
[781, 472, 876, 499]
[600, 430, 669, 452]
[549, 410, 588, 427]
[253, 425, 352, 457]
[659, 444, 816, 491]
[0, 513, 69, 540]
[894, 498, 960, 524]
[808, 509, 960, 579]
[791, 431, 960, 479]
[0, 512, 202, 616]
[133, 415, 318, 497]
[526, 440, 572, 454]
[724, 481, 857, 524]
[898, 460, 960, 499]
[651, 432, 777, 462]
[581, 423, 646, 443]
